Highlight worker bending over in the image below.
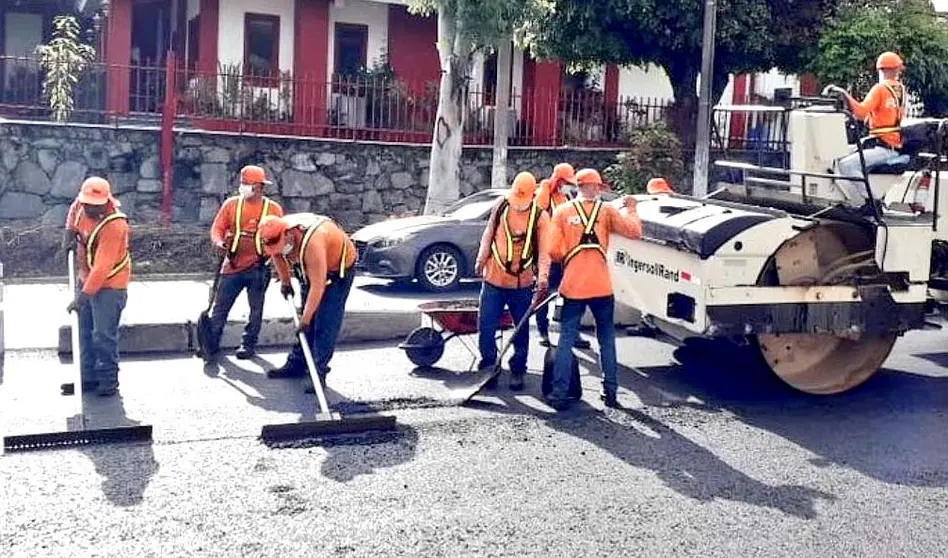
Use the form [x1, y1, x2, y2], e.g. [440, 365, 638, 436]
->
[826, 51, 908, 206]
[546, 169, 642, 410]
[533, 163, 591, 350]
[61, 177, 132, 397]
[474, 172, 551, 391]
[258, 213, 357, 393]
[205, 165, 283, 361]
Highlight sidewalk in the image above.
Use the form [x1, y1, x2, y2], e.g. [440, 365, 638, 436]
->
[3, 276, 479, 352]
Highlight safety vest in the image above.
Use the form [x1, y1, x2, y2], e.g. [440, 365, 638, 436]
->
[866, 82, 907, 143]
[86, 212, 131, 279]
[230, 196, 274, 256]
[548, 190, 572, 216]
[563, 199, 606, 267]
[298, 216, 349, 286]
[490, 199, 541, 276]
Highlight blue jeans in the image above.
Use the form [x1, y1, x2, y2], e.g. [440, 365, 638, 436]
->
[550, 295, 617, 401]
[836, 145, 902, 204]
[285, 269, 355, 376]
[478, 282, 533, 374]
[535, 263, 563, 338]
[77, 283, 127, 386]
[209, 262, 270, 351]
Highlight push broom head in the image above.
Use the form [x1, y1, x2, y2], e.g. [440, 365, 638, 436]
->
[3, 425, 154, 453]
[260, 413, 397, 447]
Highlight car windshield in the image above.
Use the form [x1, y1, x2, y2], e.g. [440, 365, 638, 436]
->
[441, 191, 502, 220]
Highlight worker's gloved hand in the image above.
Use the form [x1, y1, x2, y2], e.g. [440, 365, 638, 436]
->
[215, 240, 230, 255]
[822, 84, 846, 97]
[533, 281, 549, 309]
[297, 318, 311, 336]
[474, 259, 486, 276]
[281, 282, 295, 299]
[66, 292, 89, 314]
[621, 195, 638, 212]
[61, 230, 77, 252]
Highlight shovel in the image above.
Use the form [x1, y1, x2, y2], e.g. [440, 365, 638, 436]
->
[451, 291, 560, 404]
[259, 296, 397, 444]
[194, 252, 227, 359]
[3, 250, 153, 452]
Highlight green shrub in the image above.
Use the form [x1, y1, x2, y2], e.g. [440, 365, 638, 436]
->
[604, 122, 686, 194]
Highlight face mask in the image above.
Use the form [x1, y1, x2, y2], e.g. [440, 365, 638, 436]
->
[281, 242, 293, 256]
[238, 184, 254, 198]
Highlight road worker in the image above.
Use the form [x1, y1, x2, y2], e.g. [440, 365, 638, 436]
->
[533, 163, 591, 350]
[545, 168, 642, 410]
[258, 213, 357, 393]
[204, 165, 284, 362]
[826, 51, 908, 206]
[473, 171, 551, 391]
[61, 177, 131, 397]
[646, 178, 674, 195]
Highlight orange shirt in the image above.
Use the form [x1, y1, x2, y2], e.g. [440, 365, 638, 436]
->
[848, 79, 906, 149]
[549, 198, 642, 300]
[211, 195, 284, 274]
[66, 200, 132, 295]
[271, 214, 357, 325]
[476, 199, 551, 289]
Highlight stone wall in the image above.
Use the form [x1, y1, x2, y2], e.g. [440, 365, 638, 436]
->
[0, 121, 622, 230]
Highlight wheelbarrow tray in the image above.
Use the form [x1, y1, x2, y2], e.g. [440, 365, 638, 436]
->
[416, 299, 513, 336]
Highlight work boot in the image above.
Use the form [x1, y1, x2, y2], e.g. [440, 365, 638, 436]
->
[302, 373, 328, 394]
[574, 337, 591, 350]
[600, 391, 619, 409]
[538, 334, 551, 348]
[61, 382, 97, 396]
[235, 344, 255, 360]
[544, 395, 573, 411]
[266, 361, 307, 379]
[508, 370, 526, 391]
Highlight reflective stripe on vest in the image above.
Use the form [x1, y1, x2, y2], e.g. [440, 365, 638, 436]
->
[230, 196, 273, 256]
[490, 200, 541, 276]
[563, 199, 605, 266]
[87, 212, 131, 279]
[298, 217, 348, 286]
[548, 191, 572, 215]
[867, 83, 906, 142]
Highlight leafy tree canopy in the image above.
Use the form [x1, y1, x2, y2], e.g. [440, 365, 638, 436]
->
[409, 0, 554, 55]
[811, 0, 948, 116]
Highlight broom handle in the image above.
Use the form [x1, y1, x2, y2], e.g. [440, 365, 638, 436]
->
[496, 291, 559, 366]
[285, 296, 332, 415]
[68, 250, 85, 422]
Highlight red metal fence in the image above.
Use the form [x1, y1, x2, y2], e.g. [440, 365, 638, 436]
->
[0, 55, 674, 148]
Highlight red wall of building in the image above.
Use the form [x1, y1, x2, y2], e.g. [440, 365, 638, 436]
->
[387, 5, 440, 94]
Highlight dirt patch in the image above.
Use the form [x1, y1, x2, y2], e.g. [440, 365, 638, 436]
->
[0, 224, 220, 278]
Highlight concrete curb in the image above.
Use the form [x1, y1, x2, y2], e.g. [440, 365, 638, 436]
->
[57, 309, 423, 355]
[10, 272, 214, 285]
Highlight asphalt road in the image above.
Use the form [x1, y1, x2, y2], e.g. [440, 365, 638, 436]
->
[1, 326, 946, 557]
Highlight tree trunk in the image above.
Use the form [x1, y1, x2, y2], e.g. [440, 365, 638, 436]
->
[665, 60, 700, 149]
[490, 38, 513, 190]
[423, 8, 469, 215]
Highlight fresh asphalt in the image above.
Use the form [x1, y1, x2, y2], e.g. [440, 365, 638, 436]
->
[1, 291, 946, 557]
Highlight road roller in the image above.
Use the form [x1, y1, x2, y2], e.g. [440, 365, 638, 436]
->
[608, 94, 948, 395]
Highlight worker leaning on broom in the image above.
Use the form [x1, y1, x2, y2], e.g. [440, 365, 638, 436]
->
[204, 165, 284, 362]
[545, 169, 642, 411]
[473, 171, 552, 391]
[257, 213, 357, 394]
[60, 177, 132, 398]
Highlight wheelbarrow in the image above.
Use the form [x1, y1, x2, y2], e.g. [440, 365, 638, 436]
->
[399, 299, 514, 369]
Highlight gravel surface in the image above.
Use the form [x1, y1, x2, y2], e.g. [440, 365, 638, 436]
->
[2, 329, 946, 557]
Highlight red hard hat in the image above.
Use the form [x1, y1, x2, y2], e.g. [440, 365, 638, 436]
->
[877, 51, 904, 71]
[240, 165, 272, 185]
[258, 215, 290, 256]
[646, 178, 674, 194]
[78, 176, 120, 207]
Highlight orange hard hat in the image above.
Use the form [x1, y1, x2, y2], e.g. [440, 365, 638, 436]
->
[646, 178, 674, 194]
[240, 165, 272, 185]
[258, 214, 290, 256]
[551, 163, 577, 185]
[508, 172, 537, 206]
[575, 168, 603, 186]
[78, 176, 120, 206]
[876, 51, 904, 71]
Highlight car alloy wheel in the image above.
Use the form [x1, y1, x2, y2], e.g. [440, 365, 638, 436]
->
[418, 245, 461, 292]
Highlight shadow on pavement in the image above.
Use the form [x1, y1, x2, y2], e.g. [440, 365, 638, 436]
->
[467, 387, 836, 520]
[585, 338, 948, 488]
[79, 393, 159, 507]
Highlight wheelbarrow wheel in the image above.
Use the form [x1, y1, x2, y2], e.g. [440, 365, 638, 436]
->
[402, 327, 445, 367]
[541, 347, 582, 400]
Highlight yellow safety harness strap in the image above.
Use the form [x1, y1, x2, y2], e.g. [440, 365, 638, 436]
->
[563, 200, 606, 266]
[87, 212, 131, 279]
[232, 196, 273, 256]
[298, 217, 347, 286]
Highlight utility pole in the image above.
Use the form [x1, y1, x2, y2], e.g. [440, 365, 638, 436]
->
[692, 0, 717, 197]
[491, 39, 513, 189]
